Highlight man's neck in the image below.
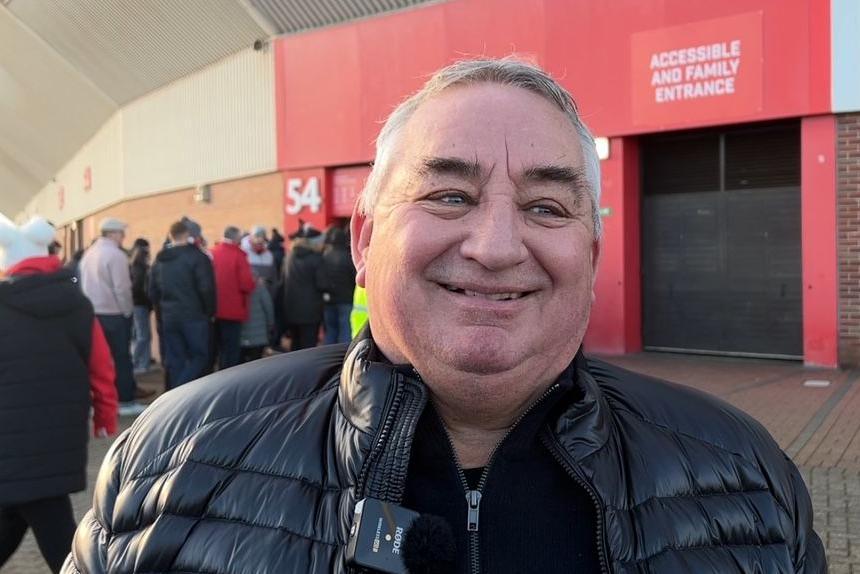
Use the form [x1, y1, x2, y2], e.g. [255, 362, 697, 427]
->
[441, 420, 507, 469]
[431, 382, 553, 468]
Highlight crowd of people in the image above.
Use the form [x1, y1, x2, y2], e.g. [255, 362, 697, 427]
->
[87, 215, 358, 408]
[0, 213, 357, 572]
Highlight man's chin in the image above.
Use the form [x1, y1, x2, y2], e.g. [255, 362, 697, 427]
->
[435, 336, 520, 376]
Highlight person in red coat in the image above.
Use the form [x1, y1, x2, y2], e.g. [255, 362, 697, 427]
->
[210, 226, 255, 369]
[0, 216, 117, 573]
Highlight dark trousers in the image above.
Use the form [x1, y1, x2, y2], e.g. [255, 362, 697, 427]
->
[240, 346, 265, 364]
[97, 314, 136, 402]
[323, 303, 353, 344]
[162, 319, 210, 389]
[155, 309, 171, 389]
[215, 320, 242, 370]
[288, 323, 320, 351]
[0, 495, 76, 573]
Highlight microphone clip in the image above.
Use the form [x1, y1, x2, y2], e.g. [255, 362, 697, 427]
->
[346, 498, 420, 573]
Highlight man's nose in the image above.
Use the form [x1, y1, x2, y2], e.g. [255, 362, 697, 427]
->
[459, 197, 529, 270]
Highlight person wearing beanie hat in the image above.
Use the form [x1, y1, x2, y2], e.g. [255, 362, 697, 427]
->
[79, 216, 143, 416]
[0, 216, 118, 573]
[241, 224, 276, 290]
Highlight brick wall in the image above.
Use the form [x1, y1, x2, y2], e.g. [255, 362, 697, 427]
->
[79, 171, 285, 250]
[838, 113, 860, 366]
[62, 170, 286, 363]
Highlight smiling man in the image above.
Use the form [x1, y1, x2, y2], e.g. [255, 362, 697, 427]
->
[63, 58, 824, 574]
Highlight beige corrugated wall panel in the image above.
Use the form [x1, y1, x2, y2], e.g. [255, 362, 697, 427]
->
[21, 113, 123, 225]
[6, 0, 267, 105]
[0, 5, 116, 219]
[246, 0, 441, 33]
[122, 48, 275, 198]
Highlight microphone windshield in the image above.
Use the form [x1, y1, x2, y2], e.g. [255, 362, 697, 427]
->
[401, 514, 456, 574]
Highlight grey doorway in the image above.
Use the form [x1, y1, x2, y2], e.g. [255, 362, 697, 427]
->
[641, 122, 802, 358]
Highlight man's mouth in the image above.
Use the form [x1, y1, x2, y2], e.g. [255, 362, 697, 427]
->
[440, 284, 532, 301]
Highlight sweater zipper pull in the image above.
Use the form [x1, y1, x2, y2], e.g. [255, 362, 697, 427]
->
[466, 490, 482, 532]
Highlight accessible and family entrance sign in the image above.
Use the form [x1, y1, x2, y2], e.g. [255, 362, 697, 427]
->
[631, 12, 763, 126]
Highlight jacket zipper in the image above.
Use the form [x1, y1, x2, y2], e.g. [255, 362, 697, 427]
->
[355, 370, 423, 501]
[434, 381, 560, 574]
[349, 371, 425, 574]
[541, 431, 611, 574]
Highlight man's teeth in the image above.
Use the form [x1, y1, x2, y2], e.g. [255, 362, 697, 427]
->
[444, 285, 524, 301]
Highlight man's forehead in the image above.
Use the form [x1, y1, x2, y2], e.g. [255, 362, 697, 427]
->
[400, 85, 581, 152]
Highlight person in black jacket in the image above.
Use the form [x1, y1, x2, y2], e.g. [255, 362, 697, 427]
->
[64, 58, 825, 574]
[281, 227, 325, 351]
[267, 228, 286, 277]
[129, 238, 152, 374]
[0, 216, 117, 574]
[148, 221, 216, 389]
[320, 226, 356, 344]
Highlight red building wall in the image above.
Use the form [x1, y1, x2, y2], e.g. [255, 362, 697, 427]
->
[277, 0, 830, 171]
[275, 0, 836, 363]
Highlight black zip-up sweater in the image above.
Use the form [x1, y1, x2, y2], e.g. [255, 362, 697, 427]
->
[403, 364, 600, 573]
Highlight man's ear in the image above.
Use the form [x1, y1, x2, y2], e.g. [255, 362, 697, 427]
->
[590, 238, 601, 302]
[350, 199, 373, 288]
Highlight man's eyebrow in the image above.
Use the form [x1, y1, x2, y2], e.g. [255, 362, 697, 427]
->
[521, 164, 588, 187]
[417, 156, 484, 181]
[520, 164, 591, 200]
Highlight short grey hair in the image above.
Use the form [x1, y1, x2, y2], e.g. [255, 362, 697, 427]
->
[359, 57, 602, 237]
[223, 226, 242, 242]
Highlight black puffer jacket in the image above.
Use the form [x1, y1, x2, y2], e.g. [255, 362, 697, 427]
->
[282, 244, 324, 324]
[64, 335, 825, 573]
[148, 244, 215, 322]
[0, 268, 92, 505]
[320, 243, 356, 305]
[130, 259, 150, 308]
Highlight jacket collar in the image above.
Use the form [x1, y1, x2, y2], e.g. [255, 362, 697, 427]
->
[551, 352, 612, 462]
[338, 327, 611, 501]
[338, 333, 405, 433]
[215, 240, 243, 252]
[5, 255, 61, 277]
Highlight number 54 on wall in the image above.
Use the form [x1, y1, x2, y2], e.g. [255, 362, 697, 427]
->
[286, 177, 322, 215]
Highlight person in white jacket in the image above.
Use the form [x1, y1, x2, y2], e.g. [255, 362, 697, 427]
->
[79, 217, 144, 416]
[241, 225, 275, 284]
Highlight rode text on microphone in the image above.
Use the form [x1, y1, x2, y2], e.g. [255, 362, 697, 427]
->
[346, 498, 419, 573]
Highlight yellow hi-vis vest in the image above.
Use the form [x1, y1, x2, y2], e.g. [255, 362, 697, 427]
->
[350, 286, 368, 338]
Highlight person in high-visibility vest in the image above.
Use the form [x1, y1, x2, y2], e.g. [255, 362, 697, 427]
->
[350, 285, 368, 338]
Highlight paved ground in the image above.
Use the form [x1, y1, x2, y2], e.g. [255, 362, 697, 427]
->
[5, 353, 859, 572]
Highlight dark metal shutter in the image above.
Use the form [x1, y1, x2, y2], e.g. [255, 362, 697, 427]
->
[641, 121, 802, 358]
[725, 123, 801, 190]
[642, 133, 720, 194]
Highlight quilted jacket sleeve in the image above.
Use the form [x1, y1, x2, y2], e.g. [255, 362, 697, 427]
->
[61, 431, 130, 573]
[785, 455, 827, 573]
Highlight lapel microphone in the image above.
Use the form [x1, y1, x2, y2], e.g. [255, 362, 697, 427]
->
[346, 498, 456, 574]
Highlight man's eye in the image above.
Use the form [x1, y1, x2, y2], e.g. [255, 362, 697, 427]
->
[431, 192, 470, 205]
[526, 204, 565, 217]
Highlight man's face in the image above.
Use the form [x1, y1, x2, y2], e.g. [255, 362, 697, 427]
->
[110, 230, 125, 247]
[353, 83, 599, 393]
